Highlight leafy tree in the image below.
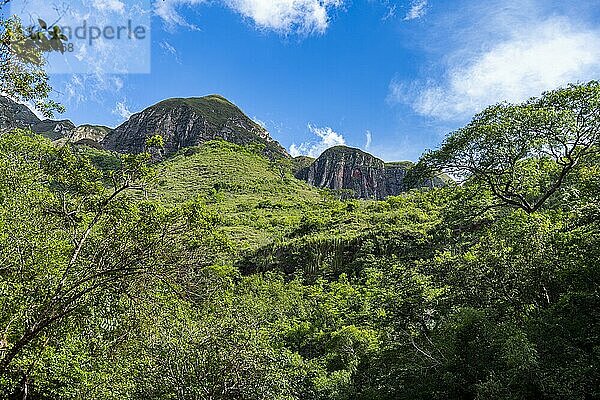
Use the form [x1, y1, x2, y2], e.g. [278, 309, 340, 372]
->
[416, 81, 600, 213]
[0, 131, 221, 396]
[0, 1, 67, 116]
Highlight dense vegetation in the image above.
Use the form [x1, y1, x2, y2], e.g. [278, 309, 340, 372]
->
[0, 82, 599, 399]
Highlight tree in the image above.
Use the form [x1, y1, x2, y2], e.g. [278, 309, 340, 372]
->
[0, 1, 67, 117]
[415, 81, 600, 213]
[0, 131, 221, 395]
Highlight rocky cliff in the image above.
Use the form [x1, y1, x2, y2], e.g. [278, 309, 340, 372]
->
[31, 119, 77, 140]
[295, 146, 447, 199]
[295, 146, 391, 199]
[1, 95, 447, 199]
[0, 96, 78, 139]
[0, 96, 41, 132]
[102, 95, 288, 158]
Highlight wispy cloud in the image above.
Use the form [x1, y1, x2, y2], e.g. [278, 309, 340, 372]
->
[154, 0, 205, 30]
[63, 74, 125, 104]
[113, 101, 134, 120]
[252, 116, 267, 129]
[365, 130, 372, 150]
[404, 0, 427, 20]
[92, 0, 126, 14]
[160, 40, 182, 63]
[289, 124, 346, 158]
[391, 16, 600, 120]
[155, 0, 343, 34]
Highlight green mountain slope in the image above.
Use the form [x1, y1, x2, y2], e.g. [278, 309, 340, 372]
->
[146, 140, 324, 252]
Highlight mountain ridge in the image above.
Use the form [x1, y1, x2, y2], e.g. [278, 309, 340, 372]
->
[0, 95, 443, 198]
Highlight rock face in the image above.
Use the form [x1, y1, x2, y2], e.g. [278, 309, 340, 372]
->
[0, 96, 78, 139]
[295, 146, 403, 199]
[295, 146, 447, 199]
[69, 125, 111, 143]
[0, 96, 40, 132]
[31, 119, 77, 139]
[103, 95, 288, 158]
[52, 125, 110, 148]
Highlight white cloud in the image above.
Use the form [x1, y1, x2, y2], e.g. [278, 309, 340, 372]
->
[392, 17, 600, 120]
[160, 41, 178, 56]
[290, 124, 346, 158]
[365, 130, 372, 150]
[404, 0, 427, 21]
[224, 0, 343, 34]
[155, 0, 343, 34]
[160, 40, 182, 63]
[252, 117, 267, 129]
[113, 101, 134, 120]
[64, 74, 125, 104]
[93, 0, 126, 14]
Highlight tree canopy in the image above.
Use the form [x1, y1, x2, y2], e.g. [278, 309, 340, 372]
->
[415, 81, 600, 213]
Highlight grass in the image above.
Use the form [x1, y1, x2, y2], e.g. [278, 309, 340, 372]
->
[147, 140, 324, 252]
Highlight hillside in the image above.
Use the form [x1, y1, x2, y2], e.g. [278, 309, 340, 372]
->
[102, 95, 289, 159]
[0, 95, 441, 199]
[146, 141, 324, 252]
[295, 146, 448, 199]
[1, 82, 600, 399]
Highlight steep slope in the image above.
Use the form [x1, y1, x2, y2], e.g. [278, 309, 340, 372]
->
[296, 146, 448, 199]
[53, 125, 111, 149]
[292, 156, 316, 175]
[103, 95, 288, 158]
[31, 119, 76, 140]
[296, 146, 391, 199]
[0, 96, 40, 132]
[145, 140, 322, 252]
[0, 96, 80, 140]
[296, 146, 416, 199]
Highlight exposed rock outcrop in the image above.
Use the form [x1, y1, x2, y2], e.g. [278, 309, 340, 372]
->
[102, 95, 288, 158]
[296, 146, 392, 199]
[296, 146, 447, 199]
[52, 125, 110, 148]
[32, 119, 76, 139]
[0, 96, 78, 139]
[0, 96, 40, 132]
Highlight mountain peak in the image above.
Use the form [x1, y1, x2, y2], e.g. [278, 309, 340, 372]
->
[0, 96, 41, 132]
[295, 145, 445, 199]
[103, 95, 288, 158]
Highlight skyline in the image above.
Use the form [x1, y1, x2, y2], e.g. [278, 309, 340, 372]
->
[11, 0, 600, 161]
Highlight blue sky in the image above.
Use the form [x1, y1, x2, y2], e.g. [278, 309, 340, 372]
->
[28, 0, 600, 160]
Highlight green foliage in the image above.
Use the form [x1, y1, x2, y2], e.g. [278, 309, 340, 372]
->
[416, 81, 600, 213]
[0, 13, 66, 117]
[145, 134, 164, 150]
[1, 83, 600, 399]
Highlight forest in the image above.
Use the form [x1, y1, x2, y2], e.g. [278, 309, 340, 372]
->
[1, 3, 600, 399]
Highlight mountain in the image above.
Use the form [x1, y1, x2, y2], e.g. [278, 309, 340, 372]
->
[52, 125, 111, 149]
[0, 96, 78, 139]
[102, 95, 289, 158]
[295, 146, 447, 199]
[1, 95, 446, 199]
[31, 119, 77, 140]
[0, 96, 41, 132]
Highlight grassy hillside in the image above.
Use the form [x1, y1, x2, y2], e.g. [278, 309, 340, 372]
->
[147, 140, 325, 252]
[81, 139, 404, 257]
[153, 95, 245, 128]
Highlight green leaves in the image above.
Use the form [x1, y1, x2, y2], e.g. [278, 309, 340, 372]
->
[0, 15, 67, 117]
[418, 81, 600, 213]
